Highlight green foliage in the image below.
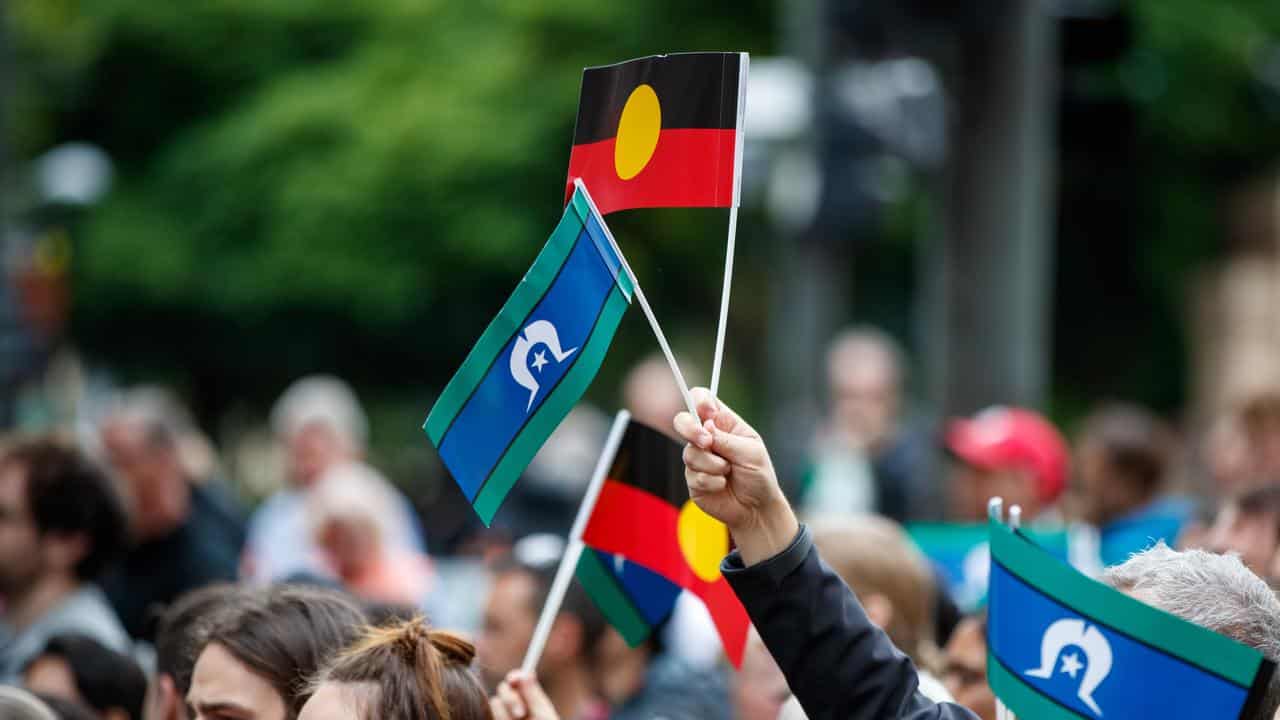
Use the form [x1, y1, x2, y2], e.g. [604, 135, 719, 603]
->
[9, 0, 773, 416]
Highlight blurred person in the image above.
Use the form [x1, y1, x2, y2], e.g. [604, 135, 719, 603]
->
[243, 375, 425, 582]
[97, 388, 245, 638]
[802, 327, 932, 522]
[0, 685, 58, 720]
[0, 439, 130, 683]
[940, 617, 995, 720]
[674, 388, 1280, 718]
[1206, 390, 1280, 495]
[477, 548, 604, 720]
[308, 463, 431, 607]
[810, 515, 951, 702]
[732, 629, 790, 720]
[23, 633, 146, 720]
[622, 354, 692, 437]
[187, 585, 366, 720]
[1208, 484, 1280, 581]
[946, 406, 1069, 523]
[478, 539, 729, 720]
[299, 617, 490, 720]
[145, 583, 244, 720]
[1072, 403, 1192, 565]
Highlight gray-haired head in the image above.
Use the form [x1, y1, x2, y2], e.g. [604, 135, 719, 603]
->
[1103, 543, 1280, 719]
[270, 375, 368, 451]
[106, 385, 195, 449]
[0, 686, 57, 720]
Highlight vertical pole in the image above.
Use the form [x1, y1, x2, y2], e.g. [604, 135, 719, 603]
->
[521, 411, 630, 673]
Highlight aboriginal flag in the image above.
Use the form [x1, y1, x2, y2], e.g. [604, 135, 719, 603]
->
[578, 420, 749, 667]
[566, 52, 747, 216]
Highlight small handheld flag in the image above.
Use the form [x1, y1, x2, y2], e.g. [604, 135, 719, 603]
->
[566, 52, 747, 216]
[579, 419, 749, 666]
[907, 523, 1070, 613]
[987, 516, 1275, 719]
[424, 185, 633, 525]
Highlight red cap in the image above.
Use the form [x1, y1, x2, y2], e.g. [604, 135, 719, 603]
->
[945, 406, 1069, 504]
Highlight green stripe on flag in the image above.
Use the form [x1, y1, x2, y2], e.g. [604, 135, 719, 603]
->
[991, 522, 1264, 687]
[988, 654, 1086, 720]
[423, 210, 584, 444]
[471, 285, 630, 524]
[575, 549, 651, 646]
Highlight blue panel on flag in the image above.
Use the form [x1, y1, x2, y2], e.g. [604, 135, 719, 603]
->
[598, 550, 681, 627]
[438, 230, 615, 500]
[989, 560, 1250, 718]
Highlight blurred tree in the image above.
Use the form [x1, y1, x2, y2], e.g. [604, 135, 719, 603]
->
[7, 1, 774, 428]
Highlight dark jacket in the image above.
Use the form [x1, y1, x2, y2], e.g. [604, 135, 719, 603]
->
[722, 525, 978, 720]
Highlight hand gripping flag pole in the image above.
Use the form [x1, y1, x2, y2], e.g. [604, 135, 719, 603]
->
[575, 178, 697, 416]
[522, 410, 631, 673]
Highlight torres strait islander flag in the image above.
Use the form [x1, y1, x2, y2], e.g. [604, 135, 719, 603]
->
[566, 52, 748, 215]
[579, 420, 750, 667]
[424, 184, 632, 525]
[988, 519, 1276, 719]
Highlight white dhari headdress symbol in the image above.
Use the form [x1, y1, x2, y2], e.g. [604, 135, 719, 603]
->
[1024, 618, 1114, 716]
[509, 320, 577, 412]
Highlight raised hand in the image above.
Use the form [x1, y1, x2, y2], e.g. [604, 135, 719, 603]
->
[489, 670, 559, 720]
[674, 388, 799, 565]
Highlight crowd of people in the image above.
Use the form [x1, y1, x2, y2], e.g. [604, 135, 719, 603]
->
[2, 325, 1280, 719]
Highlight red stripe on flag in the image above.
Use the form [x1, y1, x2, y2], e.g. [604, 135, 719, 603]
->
[565, 128, 737, 215]
[582, 479, 749, 666]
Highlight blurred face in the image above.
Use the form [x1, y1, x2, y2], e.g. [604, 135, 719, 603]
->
[829, 354, 899, 452]
[733, 634, 790, 720]
[23, 654, 82, 706]
[949, 462, 1038, 522]
[102, 419, 188, 539]
[188, 643, 287, 720]
[1209, 504, 1279, 579]
[477, 571, 537, 690]
[287, 423, 351, 488]
[298, 682, 371, 720]
[942, 619, 995, 720]
[0, 461, 44, 598]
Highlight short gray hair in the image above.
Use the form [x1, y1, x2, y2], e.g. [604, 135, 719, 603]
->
[1103, 543, 1280, 719]
[271, 375, 368, 450]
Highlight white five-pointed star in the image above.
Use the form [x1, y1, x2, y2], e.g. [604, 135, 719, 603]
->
[1060, 652, 1084, 679]
[531, 350, 549, 373]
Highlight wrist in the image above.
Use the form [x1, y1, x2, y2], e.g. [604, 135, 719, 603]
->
[730, 492, 799, 567]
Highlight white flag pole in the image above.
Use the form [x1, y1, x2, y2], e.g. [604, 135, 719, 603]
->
[709, 52, 749, 399]
[521, 410, 631, 674]
[574, 178, 697, 416]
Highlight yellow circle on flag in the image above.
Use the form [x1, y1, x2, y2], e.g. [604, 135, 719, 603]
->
[614, 84, 661, 180]
[677, 499, 729, 583]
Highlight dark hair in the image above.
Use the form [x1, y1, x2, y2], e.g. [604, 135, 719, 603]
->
[491, 556, 609, 658]
[153, 583, 245, 696]
[1, 439, 128, 580]
[314, 616, 491, 720]
[1078, 403, 1172, 495]
[199, 585, 367, 718]
[29, 633, 147, 720]
[32, 694, 98, 720]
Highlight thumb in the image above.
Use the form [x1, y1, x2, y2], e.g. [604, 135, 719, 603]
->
[512, 673, 557, 719]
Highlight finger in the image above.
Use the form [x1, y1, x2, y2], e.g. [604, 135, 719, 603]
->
[684, 444, 730, 475]
[690, 387, 753, 435]
[674, 411, 713, 449]
[710, 426, 766, 468]
[490, 697, 513, 720]
[687, 470, 728, 495]
[691, 387, 719, 423]
[497, 681, 526, 718]
[509, 672, 557, 719]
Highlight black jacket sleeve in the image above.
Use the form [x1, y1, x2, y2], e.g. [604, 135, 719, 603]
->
[722, 525, 979, 720]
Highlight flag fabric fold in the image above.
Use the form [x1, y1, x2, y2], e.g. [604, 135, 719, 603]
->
[987, 519, 1274, 719]
[576, 419, 750, 667]
[566, 52, 747, 215]
[424, 185, 633, 525]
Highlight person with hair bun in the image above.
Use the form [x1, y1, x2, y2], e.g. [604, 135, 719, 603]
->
[300, 617, 493, 720]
